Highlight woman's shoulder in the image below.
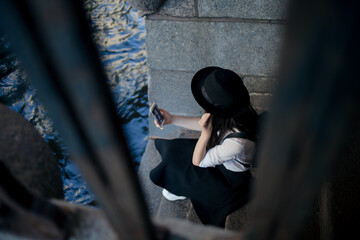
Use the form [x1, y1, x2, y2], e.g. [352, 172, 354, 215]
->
[221, 131, 256, 157]
[222, 130, 255, 146]
[223, 135, 254, 146]
[215, 132, 255, 158]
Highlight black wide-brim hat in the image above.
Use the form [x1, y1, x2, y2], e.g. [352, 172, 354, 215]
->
[191, 66, 250, 118]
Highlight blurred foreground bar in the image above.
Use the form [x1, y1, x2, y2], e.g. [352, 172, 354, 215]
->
[245, 0, 360, 239]
[0, 0, 154, 239]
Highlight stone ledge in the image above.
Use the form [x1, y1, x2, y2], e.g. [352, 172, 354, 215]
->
[149, 123, 201, 140]
[244, 76, 279, 93]
[250, 93, 274, 112]
[148, 69, 203, 117]
[156, 198, 192, 219]
[146, 20, 283, 76]
[156, 0, 196, 17]
[126, 0, 167, 15]
[225, 204, 251, 232]
[198, 0, 288, 20]
[148, 71, 277, 134]
[153, 217, 243, 239]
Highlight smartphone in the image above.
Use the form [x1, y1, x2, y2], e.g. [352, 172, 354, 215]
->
[150, 103, 165, 127]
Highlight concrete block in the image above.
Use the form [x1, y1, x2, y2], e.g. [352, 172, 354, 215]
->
[250, 93, 273, 112]
[147, 71, 276, 136]
[148, 69, 203, 116]
[198, 0, 288, 20]
[157, 0, 196, 17]
[153, 217, 242, 238]
[126, 0, 167, 14]
[186, 205, 202, 224]
[157, 198, 192, 219]
[149, 122, 201, 139]
[148, 71, 277, 112]
[244, 76, 278, 93]
[146, 20, 284, 76]
[147, 69, 204, 137]
[225, 204, 251, 231]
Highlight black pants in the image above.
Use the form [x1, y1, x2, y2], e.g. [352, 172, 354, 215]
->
[150, 138, 252, 227]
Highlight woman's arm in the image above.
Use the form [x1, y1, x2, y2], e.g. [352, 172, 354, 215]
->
[171, 115, 202, 131]
[192, 113, 212, 166]
[154, 108, 202, 131]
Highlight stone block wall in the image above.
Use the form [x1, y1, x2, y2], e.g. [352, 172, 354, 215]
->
[143, 0, 287, 137]
[136, 2, 360, 238]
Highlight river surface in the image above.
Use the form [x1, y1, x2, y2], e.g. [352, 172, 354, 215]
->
[0, 0, 148, 205]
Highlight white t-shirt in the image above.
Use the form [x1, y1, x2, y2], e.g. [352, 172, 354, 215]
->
[198, 131, 255, 172]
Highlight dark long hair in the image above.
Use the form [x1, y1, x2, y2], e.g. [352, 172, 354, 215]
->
[206, 105, 258, 151]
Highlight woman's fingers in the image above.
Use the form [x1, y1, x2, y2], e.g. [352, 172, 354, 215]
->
[199, 113, 212, 127]
[153, 107, 167, 129]
[158, 108, 173, 125]
[154, 119, 164, 129]
[199, 113, 212, 135]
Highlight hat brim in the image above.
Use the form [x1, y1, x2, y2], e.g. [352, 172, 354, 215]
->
[191, 67, 249, 118]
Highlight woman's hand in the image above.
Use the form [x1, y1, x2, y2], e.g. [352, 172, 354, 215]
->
[154, 108, 174, 129]
[198, 113, 213, 136]
[193, 113, 212, 166]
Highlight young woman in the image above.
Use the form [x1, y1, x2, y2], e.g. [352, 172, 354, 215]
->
[150, 66, 258, 227]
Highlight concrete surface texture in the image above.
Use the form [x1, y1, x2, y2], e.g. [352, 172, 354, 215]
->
[198, 0, 287, 19]
[125, 0, 167, 14]
[136, 1, 360, 238]
[144, 0, 286, 138]
[137, 0, 287, 233]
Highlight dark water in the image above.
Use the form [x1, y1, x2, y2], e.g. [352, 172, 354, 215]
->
[0, 0, 148, 205]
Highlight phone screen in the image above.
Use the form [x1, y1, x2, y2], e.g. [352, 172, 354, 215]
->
[150, 103, 164, 126]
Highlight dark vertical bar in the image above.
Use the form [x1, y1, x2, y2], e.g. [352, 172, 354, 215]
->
[0, 0, 155, 239]
[245, 0, 360, 239]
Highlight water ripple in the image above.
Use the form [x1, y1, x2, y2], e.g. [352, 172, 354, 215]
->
[0, 0, 148, 205]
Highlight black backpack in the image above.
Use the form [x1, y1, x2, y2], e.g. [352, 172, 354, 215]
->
[223, 111, 269, 168]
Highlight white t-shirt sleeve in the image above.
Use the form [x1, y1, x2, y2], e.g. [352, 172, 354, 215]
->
[198, 138, 244, 168]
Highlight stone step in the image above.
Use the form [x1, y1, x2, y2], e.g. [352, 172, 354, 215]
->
[156, 197, 191, 220]
[225, 204, 251, 231]
[137, 139, 163, 215]
[138, 138, 250, 230]
[156, 192, 250, 231]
